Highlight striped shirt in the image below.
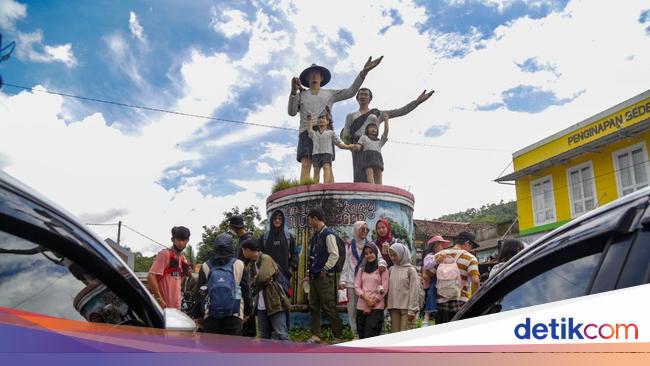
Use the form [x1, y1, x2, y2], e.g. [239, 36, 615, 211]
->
[432, 248, 479, 303]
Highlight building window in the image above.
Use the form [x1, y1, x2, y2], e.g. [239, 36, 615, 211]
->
[613, 142, 650, 197]
[567, 161, 597, 217]
[531, 175, 556, 226]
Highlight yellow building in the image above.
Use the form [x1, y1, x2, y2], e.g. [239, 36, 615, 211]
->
[496, 90, 650, 241]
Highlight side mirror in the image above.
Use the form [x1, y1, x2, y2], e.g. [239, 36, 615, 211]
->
[164, 308, 196, 331]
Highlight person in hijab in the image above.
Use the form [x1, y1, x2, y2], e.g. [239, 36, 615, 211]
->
[192, 234, 252, 336]
[339, 221, 387, 337]
[354, 243, 389, 339]
[374, 218, 395, 268]
[386, 243, 420, 332]
[259, 209, 298, 280]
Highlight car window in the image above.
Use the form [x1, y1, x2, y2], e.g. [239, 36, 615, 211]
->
[485, 251, 603, 314]
[617, 229, 650, 289]
[590, 234, 634, 294]
[0, 230, 141, 325]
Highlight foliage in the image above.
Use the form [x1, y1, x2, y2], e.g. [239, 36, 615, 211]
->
[438, 200, 517, 224]
[184, 244, 196, 265]
[196, 205, 263, 263]
[289, 325, 354, 344]
[271, 176, 317, 194]
[134, 252, 155, 272]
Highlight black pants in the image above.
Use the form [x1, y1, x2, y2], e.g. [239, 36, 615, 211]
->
[242, 315, 257, 337]
[434, 300, 464, 325]
[202, 316, 242, 336]
[356, 309, 384, 339]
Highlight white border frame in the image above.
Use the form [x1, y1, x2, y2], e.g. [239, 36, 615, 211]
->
[530, 175, 556, 227]
[612, 141, 650, 198]
[566, 161, 598, 218]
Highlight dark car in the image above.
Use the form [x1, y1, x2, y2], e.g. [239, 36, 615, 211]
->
[0, 171, 195, 331]
[453, 187, 650, 321]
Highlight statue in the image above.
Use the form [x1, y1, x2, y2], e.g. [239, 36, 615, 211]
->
[288, 57, 383, 182]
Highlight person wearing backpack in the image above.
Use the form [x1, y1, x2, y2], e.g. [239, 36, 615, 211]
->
[431, 231, 480, 325]
[228, 215, 257, 337]
[304, 206, 343, 344]
[147, 226, 192, 310]
[386, 243, 421, 332]
[241, 238, 291, 340]
[421, 235, 452, 326]
[192, 234, 251, 336]
[339, 221, 387, 338]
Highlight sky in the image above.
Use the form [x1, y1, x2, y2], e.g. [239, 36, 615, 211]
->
[1, 0, 649, 256]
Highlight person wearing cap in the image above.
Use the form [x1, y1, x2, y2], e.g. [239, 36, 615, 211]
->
[429, 231, 480, 324]
[341, 87, 435, 183]
[288, 57, 383, 183]
[306, 108, 360, 183]
[192, 234, 250, 335]
[147, 226, 191, 309]
[228, 215, 257, 337]
[421, 235, 451, 326]
[241, 238, 290, 341]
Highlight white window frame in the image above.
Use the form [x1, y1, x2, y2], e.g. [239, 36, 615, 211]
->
[612, 141, 650, 197]
[530, 175, 556, 226]
[566, 161, 598, 218]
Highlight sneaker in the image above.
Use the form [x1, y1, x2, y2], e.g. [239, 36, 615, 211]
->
[306, 336, 321, 344]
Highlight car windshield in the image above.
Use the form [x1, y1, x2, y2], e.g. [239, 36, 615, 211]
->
[0, 230, 142, 325]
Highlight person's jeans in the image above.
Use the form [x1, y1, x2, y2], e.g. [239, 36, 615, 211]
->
[258, 310, 289, 341]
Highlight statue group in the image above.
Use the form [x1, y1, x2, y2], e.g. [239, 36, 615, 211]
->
[288, 57, 434, 185]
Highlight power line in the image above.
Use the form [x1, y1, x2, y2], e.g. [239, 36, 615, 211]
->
[85, 223, 118, 226]
[3, 82, 298, 132]
[121, 223, 167, 249]
[3, 82, 511, 153]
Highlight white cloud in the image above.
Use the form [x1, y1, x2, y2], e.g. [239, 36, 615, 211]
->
[15, 30, 78, 67]
[256, 162, 273, 174]
[129, 11, 146, 42]
[104, 33, 145, 84]
[3, 0, 650, 256]
[259, 142, 294, 162]
[211, 8, 251, 38]
[0, 0, 26, 29]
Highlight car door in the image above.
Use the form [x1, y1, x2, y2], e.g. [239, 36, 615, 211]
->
[0, 183, 164, 328]
[454, 197, 649, 321]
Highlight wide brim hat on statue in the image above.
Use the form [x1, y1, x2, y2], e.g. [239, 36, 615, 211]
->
[299, 64, 331, 87]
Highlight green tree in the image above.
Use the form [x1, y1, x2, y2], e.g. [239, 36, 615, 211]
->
[196, 205, 264, 263]
[134, 252, 155, 272]
[185, 244, 196, 265]
[439, 200, 517, 224]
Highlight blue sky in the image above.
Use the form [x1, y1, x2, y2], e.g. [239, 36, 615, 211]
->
[1, 0, 649, 254]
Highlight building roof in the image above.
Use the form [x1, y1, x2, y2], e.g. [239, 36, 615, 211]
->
[512, 89, 650, 158]
[497, 89, 650, 182]
[414, 219, 490, 238]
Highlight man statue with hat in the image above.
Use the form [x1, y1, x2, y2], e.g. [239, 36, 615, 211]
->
[288, 57, 384, 182]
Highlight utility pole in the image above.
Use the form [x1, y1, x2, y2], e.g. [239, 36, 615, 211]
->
[117, 221, 122, 245]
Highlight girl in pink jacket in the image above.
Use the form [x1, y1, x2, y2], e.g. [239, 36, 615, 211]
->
[354, 243, 389, 339]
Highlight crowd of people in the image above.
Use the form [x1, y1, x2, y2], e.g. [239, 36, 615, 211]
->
[146, 207, 524, 342]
